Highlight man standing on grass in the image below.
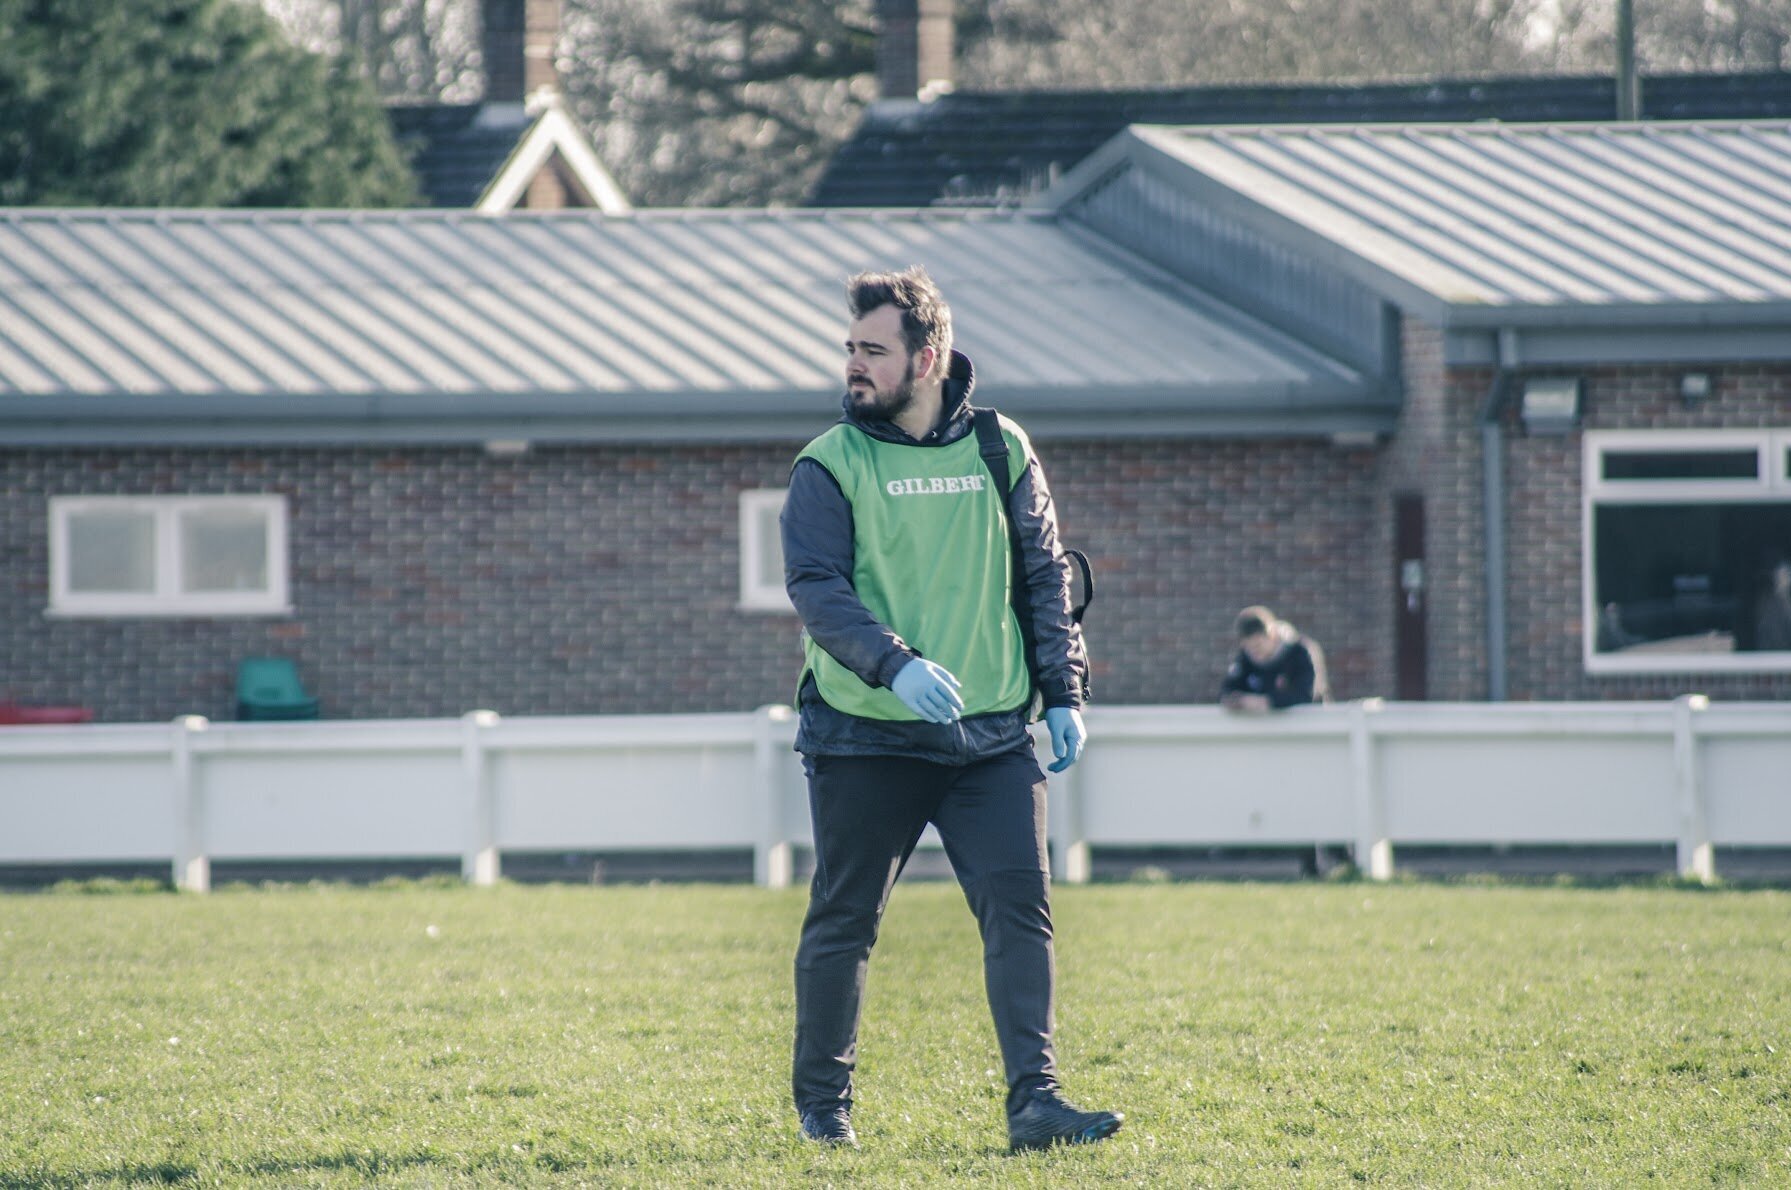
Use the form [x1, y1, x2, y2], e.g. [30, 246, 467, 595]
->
[780, 266, 1122, 1152]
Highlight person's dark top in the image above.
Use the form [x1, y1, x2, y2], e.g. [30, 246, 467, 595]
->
[1756, 593, 1791, 651]
[1219, 636, 1317, 709]
[780, 350, 1089, 764]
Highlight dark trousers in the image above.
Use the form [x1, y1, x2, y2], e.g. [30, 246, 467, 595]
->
[792, 747, 1058, 1118]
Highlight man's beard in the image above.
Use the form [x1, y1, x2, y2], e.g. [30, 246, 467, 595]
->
[845, 357, 917, 423]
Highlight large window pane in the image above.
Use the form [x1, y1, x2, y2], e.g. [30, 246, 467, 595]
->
[179, 507, 269, 593]
[1593, 502, 1791, 654]
[66, 511, 155, 593]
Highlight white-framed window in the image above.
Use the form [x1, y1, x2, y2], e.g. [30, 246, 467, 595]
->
[738, 488, 793, 613]
[49, 495, 291, 618]
[1583, 430, 1791, 674]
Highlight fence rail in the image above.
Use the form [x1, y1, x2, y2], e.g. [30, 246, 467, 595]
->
[3, 699, 1787, 890]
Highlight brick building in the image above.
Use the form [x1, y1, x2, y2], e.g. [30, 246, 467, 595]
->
[3, 121, 1786, 722]
[0, 206, 1386, 721]
[1047, 120, 1791, 702]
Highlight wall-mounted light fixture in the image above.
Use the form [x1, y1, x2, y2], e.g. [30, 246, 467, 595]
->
[1518, 376, 1581, 435]
[1679, 371, 1712, 406]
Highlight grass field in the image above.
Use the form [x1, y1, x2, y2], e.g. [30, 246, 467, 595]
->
[1, 878, 1787, 1187]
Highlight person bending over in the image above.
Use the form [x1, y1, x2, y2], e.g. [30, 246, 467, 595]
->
[1219, 605, 1320, 713]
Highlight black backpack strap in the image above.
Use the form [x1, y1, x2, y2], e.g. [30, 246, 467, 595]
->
[974, 409, 1039, 703]
[973, 408, 1011, 494]
[975, 409, 1093, 626]
[976, 409, 1098, 712]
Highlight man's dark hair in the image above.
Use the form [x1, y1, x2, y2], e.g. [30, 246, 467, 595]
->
[1235, 606, 1275, 638]
[846, 266, 953, 364]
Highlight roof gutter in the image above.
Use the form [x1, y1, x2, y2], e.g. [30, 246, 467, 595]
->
[0, 376, 1396, 445]
[1478, 328, 1519, 702]
[1441, 300, 1791, 330]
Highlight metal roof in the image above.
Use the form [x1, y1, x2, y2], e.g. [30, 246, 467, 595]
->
[1111, 120, 1791, 328]
[810, 70, 1791, 208]
[0, 207, 1379, 443]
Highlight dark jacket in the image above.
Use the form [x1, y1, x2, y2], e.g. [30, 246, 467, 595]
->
[1219, 634, 1317, 709]
[781, 350, 1088, 764]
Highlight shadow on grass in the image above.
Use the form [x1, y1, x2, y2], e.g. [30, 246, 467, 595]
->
[1, 1149, 448, 1188]
[243, 1150, 449, 1180]
[1098, 857, 1791, 892]
[0, 1162, 198, 1188]
[1103, 867, 1790, 893]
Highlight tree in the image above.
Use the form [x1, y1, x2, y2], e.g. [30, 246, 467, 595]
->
[248, 0, 1791, 210]
[0, 0, 417, 206]
[1552, 0, 1791, 73]
[262, 0, 482, 102]
[559, 0, 876, 207]
[955, 0, 1791, 88]
[260, 0, 876, 207]
[957, 0, 1564, 88]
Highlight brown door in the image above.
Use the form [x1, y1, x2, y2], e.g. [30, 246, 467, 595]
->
[1394, 492, 1428, 700]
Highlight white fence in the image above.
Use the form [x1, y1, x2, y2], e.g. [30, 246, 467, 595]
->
[2, 699, 1787, 891]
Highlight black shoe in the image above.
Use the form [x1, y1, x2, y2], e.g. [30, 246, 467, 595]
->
[1007, 1088, 1123, 1152]
[799, 1105, 858, 1148]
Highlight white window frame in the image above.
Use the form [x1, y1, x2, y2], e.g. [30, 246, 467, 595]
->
[48, 494, 291, 618]
[1582, 429, 1791, 674]
[738, 488, 793, 613]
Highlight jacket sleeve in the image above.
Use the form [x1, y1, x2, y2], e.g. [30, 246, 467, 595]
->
[1218, 654, 1249, 698]
[781, 457, 917, 690]
[1009, 448, 1089, 710]
[1268, 644, 1317, 708]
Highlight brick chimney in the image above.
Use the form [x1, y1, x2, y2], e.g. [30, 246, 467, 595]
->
[876, 0, 954, 100]
[484, 0, 560, 105]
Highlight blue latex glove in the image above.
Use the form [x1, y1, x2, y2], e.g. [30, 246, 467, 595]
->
[890, 658, 964, 725]
[1044, 706, 1086, 773]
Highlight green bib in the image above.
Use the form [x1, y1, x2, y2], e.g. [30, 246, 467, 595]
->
[797, 420, 1032, 721]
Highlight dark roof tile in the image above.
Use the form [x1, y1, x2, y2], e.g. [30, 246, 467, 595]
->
[386, 103, 525, 208]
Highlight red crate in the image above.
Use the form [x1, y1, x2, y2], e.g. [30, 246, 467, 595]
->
[0, 703, 94, 725]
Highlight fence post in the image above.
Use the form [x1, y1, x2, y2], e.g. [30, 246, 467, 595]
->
[1673, 694, 1713, 883]
[753, 705, 794, 888]
[461, 710, 500, 886]
[1350, 699, 1392, 881]
[1049, 726, 1091, 885]
[171, 715, 210, 892]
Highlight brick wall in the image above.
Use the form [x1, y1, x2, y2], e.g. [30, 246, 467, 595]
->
[483, 0, 559, 105]
[522, 158, 573, 210]
[2, 445, 806, 722]
[12, 361, 1783, 724]
[1503, 360, 1791, 700]
[1389, 322, 1791, 704]
[1044, 436, 1381, 704]
[2, 436, 1385, 722]
[1378, 321, 1493, 701]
